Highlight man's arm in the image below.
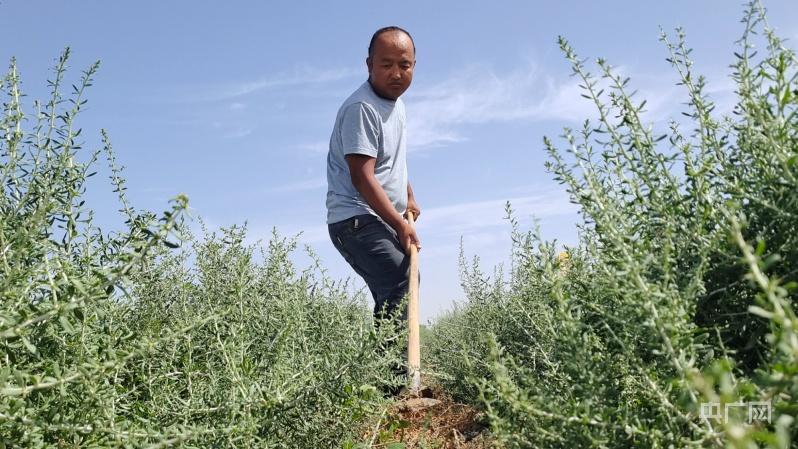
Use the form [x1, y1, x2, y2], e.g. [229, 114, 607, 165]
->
[406, 181, 420, 220]
[346, 154, 421, 252]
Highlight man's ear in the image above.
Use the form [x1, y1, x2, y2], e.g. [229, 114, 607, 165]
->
[366, 56, 372, 72]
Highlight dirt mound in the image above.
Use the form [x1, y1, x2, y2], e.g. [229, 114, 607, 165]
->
[362, 385, 491, 448]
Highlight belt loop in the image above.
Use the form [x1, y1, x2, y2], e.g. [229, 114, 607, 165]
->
[354, 217, 359, 229]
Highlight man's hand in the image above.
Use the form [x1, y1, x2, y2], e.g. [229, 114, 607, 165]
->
[346, 155, 421, 254]
[403, 184, 421, 254]
[397, 221, 421, 254]
[406, 183, 420, 221]
[406, 197, 421, 221]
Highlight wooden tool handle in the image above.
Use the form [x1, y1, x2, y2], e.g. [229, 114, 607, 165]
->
[405, 210, 421, 392]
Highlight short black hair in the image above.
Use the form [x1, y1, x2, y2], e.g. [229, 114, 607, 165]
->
[368, 26, 416, 58]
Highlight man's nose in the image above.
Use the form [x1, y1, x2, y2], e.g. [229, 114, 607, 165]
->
[390, 68, 401, 80]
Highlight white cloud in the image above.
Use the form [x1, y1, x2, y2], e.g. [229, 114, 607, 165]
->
[629, 67, 739, 123]
[403, 62, 739, 151]
[201, 66, 361, 101]
[254, 187, 578, 251]
[416, 190, 577, 237]
[704, 76, 738, 117]
[412, 189, 579, 260]
[267, 177, 326, 193]
[404, 64, 600, 150]
[224, 127, 254, 139]
[144, 64, 361, 105]
[210, 120, 254, 139]
[296, 141, 329, 154]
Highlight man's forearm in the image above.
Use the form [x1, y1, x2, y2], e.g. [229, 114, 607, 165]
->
[352, 174, 406, 231]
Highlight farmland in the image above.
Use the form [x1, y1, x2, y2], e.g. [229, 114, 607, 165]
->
[2, 2, 797, 448]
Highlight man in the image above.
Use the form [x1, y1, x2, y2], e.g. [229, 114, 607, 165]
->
[325, 26, 421, 388]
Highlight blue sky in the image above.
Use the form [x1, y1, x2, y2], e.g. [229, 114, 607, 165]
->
[3, 1, 797, 322]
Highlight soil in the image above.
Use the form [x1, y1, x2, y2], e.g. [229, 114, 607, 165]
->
[361, 383, 493, 448]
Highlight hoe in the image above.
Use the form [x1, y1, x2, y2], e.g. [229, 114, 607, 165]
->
[406, 210, 421, 393]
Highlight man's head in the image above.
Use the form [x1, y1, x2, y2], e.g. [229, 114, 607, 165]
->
[367, 26, 416, 101]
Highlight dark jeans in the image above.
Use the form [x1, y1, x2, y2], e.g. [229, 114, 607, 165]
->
[328, 213, 420, 382]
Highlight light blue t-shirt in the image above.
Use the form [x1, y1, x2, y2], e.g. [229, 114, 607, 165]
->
[326, 81, 408, 224]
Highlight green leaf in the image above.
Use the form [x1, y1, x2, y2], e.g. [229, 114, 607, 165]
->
[59, 315, 75, 334]
[748, 306, 774, 319]
[21, 337, 37, 354]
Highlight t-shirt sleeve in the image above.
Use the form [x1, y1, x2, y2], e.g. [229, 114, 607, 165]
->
[340, 102, 380, 158]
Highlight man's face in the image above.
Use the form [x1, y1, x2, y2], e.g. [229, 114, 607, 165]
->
[367, 31, 415, 100]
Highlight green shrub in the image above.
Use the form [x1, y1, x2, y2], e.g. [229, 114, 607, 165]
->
[427, 2, 797, 447]
[0, 48, 401, 448]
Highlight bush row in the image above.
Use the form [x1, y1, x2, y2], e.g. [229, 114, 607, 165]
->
[427, 3, 797, 447]
[0, 49, 401, 448]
